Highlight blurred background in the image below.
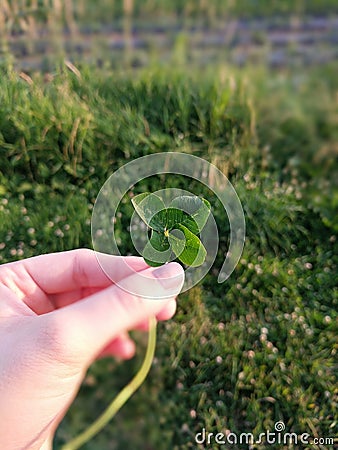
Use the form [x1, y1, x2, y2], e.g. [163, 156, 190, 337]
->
[0, 1, 337, 449]
[2, 0, 338, 70]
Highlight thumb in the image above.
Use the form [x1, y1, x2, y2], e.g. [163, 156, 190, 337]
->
[43, 262, 184, 367]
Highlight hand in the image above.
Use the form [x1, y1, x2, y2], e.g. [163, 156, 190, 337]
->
[0, 249, 184, 450]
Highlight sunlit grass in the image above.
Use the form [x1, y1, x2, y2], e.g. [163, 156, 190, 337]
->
[0, 59, 337, 449]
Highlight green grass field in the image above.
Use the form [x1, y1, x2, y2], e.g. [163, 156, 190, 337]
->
[0, 5, 337, 448]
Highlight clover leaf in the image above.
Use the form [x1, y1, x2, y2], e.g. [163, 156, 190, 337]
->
[131, 192, 210, 267]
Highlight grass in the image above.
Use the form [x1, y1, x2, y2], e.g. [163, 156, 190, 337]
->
[0, 57, 337, 449]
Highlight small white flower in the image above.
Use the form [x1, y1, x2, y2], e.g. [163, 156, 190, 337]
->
[55, 229, 64, 237]
[190, 409, 196, 418]
[247, 350, 255, 359]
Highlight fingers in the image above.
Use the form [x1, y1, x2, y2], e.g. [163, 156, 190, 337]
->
[20, 249, 149, 294]
[135, 300, 177, 331]
[99, 301, 176, 355]
[99, 299, 176, 357]
[43, 262, 184, 367]
[156, 299, 177, 320]
[98, 333, 136, 360]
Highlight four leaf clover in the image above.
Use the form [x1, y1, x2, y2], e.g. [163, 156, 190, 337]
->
[131, 192, 211, 267]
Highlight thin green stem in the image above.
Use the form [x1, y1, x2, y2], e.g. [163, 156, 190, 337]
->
[61, 317, 157, 450]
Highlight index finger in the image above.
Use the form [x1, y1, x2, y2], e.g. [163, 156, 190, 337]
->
[21, 248, 149, 294]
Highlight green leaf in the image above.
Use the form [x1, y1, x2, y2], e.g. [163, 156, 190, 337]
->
[165, 207, 187, 230]
[167, 228, 186, 259]
[169, 195, 203, 215]
[132, 192, 166, 231]
[179, 215, 200, 235]
[143, 258, 164, 268]
[169, 224, 207, 267]
[170, 195, 211, 233]
[149, 209, 168, 232]
[150, 207, 187, 232]
[190, 198, 211, 231]
[142, 230, 171, 266]
[149, 230, 170, 252]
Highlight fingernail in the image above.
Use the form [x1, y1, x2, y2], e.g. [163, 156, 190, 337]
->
[153, 262, 184, 292]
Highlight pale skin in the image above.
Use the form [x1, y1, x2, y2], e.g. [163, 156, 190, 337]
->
[0, 249, 184, 450]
